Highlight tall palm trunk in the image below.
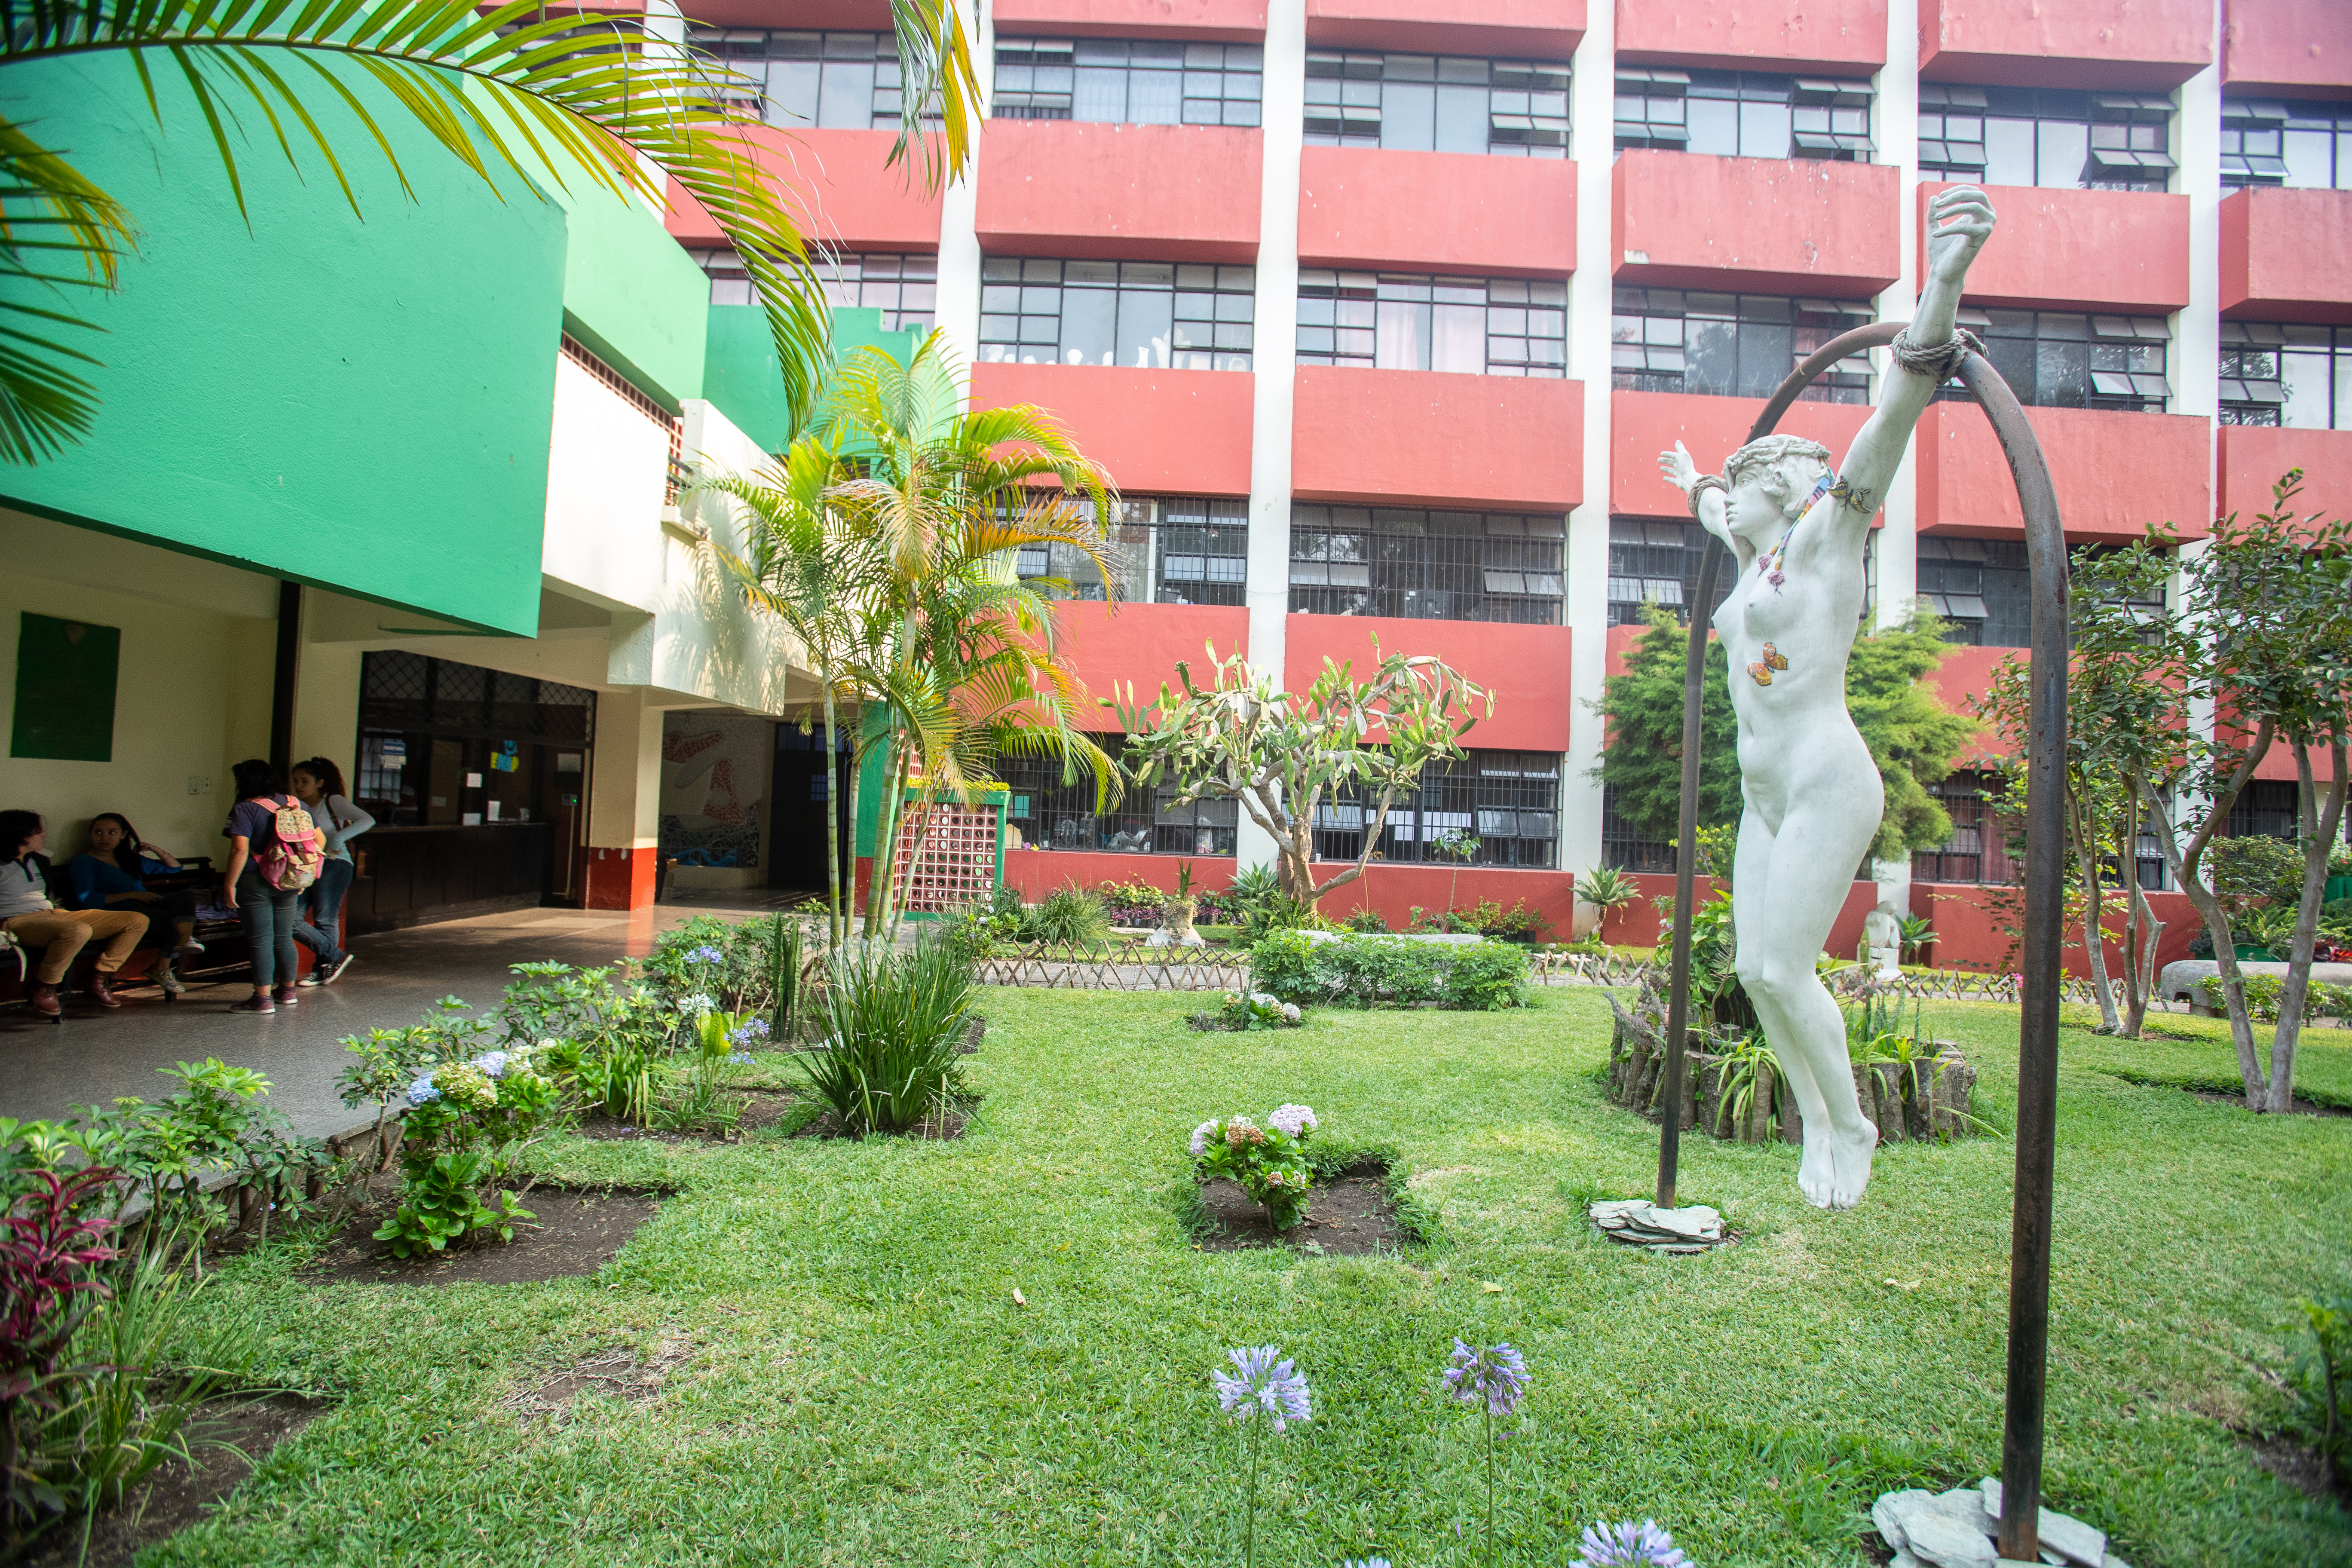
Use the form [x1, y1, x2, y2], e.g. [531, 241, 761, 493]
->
[821, 682, 844, 948]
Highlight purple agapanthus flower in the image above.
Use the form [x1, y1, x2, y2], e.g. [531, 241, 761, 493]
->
[404, 1075, 440, 1107]
[727, 1050, 755, 1066]
[1443, 1338, 1530, 1418]
[729, 1018, 770, 1046]
[687, 944, 723, 965]
[1577, 1519, 1689, 1567]
[1339, 1559, 1392, 1568]
[1211, 1345, 1312, 1433]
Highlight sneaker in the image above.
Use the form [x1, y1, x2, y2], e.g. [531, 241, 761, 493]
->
[272, 985, 299, 1008]
[28, 983, 61, 1018]
[87, 973, 124, 1009]
[321, 954, 355, 986]
[176, 936, 206, 954]
[296, 967, 325, 987]
[156, 965, 187, 997]
[229, 994, 276, 1014]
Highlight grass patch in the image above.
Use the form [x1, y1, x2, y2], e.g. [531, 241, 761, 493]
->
[148, 991, 2352, 1566]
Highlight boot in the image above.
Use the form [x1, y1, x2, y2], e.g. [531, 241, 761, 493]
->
[87, 971, 124, 1009]
[28, 982, 61, 1018]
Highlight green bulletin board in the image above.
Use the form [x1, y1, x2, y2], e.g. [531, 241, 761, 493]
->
[10, 612, 120, 761]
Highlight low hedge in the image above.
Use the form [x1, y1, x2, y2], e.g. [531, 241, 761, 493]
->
[1249, 931, 1531, 1011]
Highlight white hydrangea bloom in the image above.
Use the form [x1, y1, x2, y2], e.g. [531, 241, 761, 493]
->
[1268, 1103, 1318, 1138]
[1190, 1120, 1218, 1158]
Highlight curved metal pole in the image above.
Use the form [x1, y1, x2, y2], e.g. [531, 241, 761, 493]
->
[1651, 327, 2066, 1562]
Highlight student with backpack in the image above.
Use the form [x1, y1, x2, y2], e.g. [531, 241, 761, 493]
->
[220, 759, 325, 1015]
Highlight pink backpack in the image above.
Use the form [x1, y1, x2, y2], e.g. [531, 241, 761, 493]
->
[257, 795, 324, 892]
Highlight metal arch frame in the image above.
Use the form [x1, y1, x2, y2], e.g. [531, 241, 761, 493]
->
[1648, 320, 2067, 1561]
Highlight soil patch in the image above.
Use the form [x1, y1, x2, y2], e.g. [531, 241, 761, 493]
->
[1194, 1162, 1403, 1256]
[2245, 1432, 2345, 1503]
[961, 1014, 986, 1054]
[303, 1187, 664, 1286]
[24, 1394, 323, 1568]
[576, 1091, 799, 1142]
[503, 1330, 692, 1427]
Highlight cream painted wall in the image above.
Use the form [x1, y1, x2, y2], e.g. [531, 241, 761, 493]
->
[0, 544, 270, 864]
[540, 355, 673, 614]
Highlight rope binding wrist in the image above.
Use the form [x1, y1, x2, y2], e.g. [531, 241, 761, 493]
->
[1686, 474, 1729, 518]
[1888, 326, 1988, 383]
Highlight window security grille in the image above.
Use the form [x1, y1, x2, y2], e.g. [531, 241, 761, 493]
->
[1611, 290, 1875, 402]
[1304, 52, 1569, 156]
[688, 30, 929, 129]
[2221, 98, 2352, 189]
[2227, 781, 2300, 842]
[1910, 773, 2022, 886]
[1013, 497, 1250, 606]
[1614, 68, 1873, 160]
[685, 249, 937, 334]
[999, 739, 1238, 856]
[1289, 506, 1564, 624]
[979, 258, 1254, 370]
[1311, 750, 1562, 869]
[992, 38, 1262, 126]
[1296, 272, 1566, 376]
[2219, 323, 2352, 429]
[1917, 85, 2172, 190]
[1915, 539, 2165, 649]
[1599, 783, 1672, 873]
[1605, 518, 1736, 628]
[1929, 309, 2169, 412]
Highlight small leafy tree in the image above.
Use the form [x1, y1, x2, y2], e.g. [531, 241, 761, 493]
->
[1114, 645, 1491, 909]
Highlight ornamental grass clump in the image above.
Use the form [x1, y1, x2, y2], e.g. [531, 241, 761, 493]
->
[1444, 1338, 1530, 1566]
[1191, 1105, 1319, 1229]
[800, 934, 974, 1136]
[1210, 1345, 1311, 1568]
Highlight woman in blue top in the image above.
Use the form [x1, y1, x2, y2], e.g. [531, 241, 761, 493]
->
[64, 813, 205, 996]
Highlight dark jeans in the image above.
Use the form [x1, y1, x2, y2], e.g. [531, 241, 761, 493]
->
[294, 857, 353, 965]
[130, 887, 200, 953]
[235, 869, 300, 988]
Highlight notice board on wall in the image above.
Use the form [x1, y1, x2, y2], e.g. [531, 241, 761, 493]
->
[11, 612, 120, 762]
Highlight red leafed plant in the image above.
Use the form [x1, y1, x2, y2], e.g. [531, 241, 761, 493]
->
[1, 1167, 121, 1544]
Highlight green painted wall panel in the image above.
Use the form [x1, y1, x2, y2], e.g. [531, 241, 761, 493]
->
[0, 57, 568, 636]
[702, 305, 921, 455]
[558, 186, 708, 413]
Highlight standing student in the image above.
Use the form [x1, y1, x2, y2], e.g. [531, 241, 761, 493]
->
[0, 809, 149, 1016]
[220, 760, 323, 1015]
[64, 812, 205, 996]
[289, 757, 371, 986]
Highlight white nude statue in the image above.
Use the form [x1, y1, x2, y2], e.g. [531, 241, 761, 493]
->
[1657, 184, 1998, 1210]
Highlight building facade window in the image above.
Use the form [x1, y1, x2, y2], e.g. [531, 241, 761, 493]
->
[1917, 86, 2173, 190]
[2221, 98, 2352, 189]
[688, 30, 928, 129]
[1910, 773, 2021, 885]
[1599, 783, 1671, 873]
[1914, 539, 2165, 649]
[1611, 289, 1875, 402]
[1304, 52, 1569, 156]
[1933, 309, 2170, 412]
[1614, 68, 1873, 160]
[355, 652, 595, 830]
[1001, 739, 1238, 856]
[1296, 272, 1566, 376]
[979, 259, 1253, 370]
[1289, 505, 1565, 624]
[2219, 323, 2352, 429]
[992, 38, 1262, 126]
[1312, 750, 1562, 869]
[686, 249, 937, 334]
[1605, 518, 1735, 628]
[1014, 496, 1250, 606]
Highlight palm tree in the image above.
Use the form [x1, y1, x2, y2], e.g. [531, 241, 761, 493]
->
[0, 0, 979, 462]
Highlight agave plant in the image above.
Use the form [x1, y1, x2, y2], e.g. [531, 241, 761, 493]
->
[0, 0, 979, 462]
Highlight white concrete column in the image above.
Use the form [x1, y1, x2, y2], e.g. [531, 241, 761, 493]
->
[1237, 0, 1307, 873]
[2176, 24, 2227, 800]
[933, 1, 992, 381]
[1558, 0, 1616, 903]
[1874, 0, 1922, 634]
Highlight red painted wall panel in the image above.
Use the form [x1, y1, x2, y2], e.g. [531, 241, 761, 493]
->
[975, 122, 1262, 262]
[2223, 0, 2352, 95]
[1915, 882, 2201, 977]
[1616, 0, 1885, 71]
[1608, 390, 1876, 519]
[1304, 0, 1584, 58]
[2218, 187, 2352, 324]
[1917, 642, 2015, 766]
[993, 0, 1267, 40]
[663, 129, 940, 252]
[1291, 367, 1582, 509]
[1603, 873, 1884, 960]
[1919, 0, 2215, 90]
[1004, 851, 1579, 937]
[1297, 147, 1574, 276]
[1916, 404, 2211, 544]
[1048, 602, 1251, 725]
[970, 362, 1256, 494]
[2217, 425, 2352, 528]
[1919, 181, 2192, 313]
[1614, 151, 1901, 296]
[584, 846, 657, 911]
[1283, 613, 1574, 753]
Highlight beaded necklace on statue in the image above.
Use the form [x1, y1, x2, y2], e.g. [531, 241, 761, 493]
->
[1757, 475, 1832, 591]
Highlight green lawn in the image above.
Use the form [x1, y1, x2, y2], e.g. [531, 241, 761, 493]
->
[167, 990, 2352, 1567]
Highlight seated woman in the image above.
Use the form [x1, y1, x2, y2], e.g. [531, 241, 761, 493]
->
[0, 809, 150, 1016]
[63, 812, 205, 997]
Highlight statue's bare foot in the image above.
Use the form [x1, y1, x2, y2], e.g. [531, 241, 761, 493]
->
[1827, 1120, 1880, 1210]
[1798, 1129, 1836, 1209]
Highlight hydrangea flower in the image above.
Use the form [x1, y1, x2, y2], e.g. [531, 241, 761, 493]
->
[1577, 1520, 1688, 1567]
[470, 1050, 510, 1080]
[1225, 1117, 1265, 1148]
[1444, 1338, 1530, 1418]
[432, 1061, 499, 1110]
[1279, 1003, 1302, 1023]
[1268, 1103, 1317, 1138]
[404, 1075, 441, 1107]
[1190, 1120, 1219, 1158]
[1250, 991, 1279, 1008]
[1211, 1345, 1312, 1433]
[686, 944, 723, 965]
[1340, 1560, 1393, 1568]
